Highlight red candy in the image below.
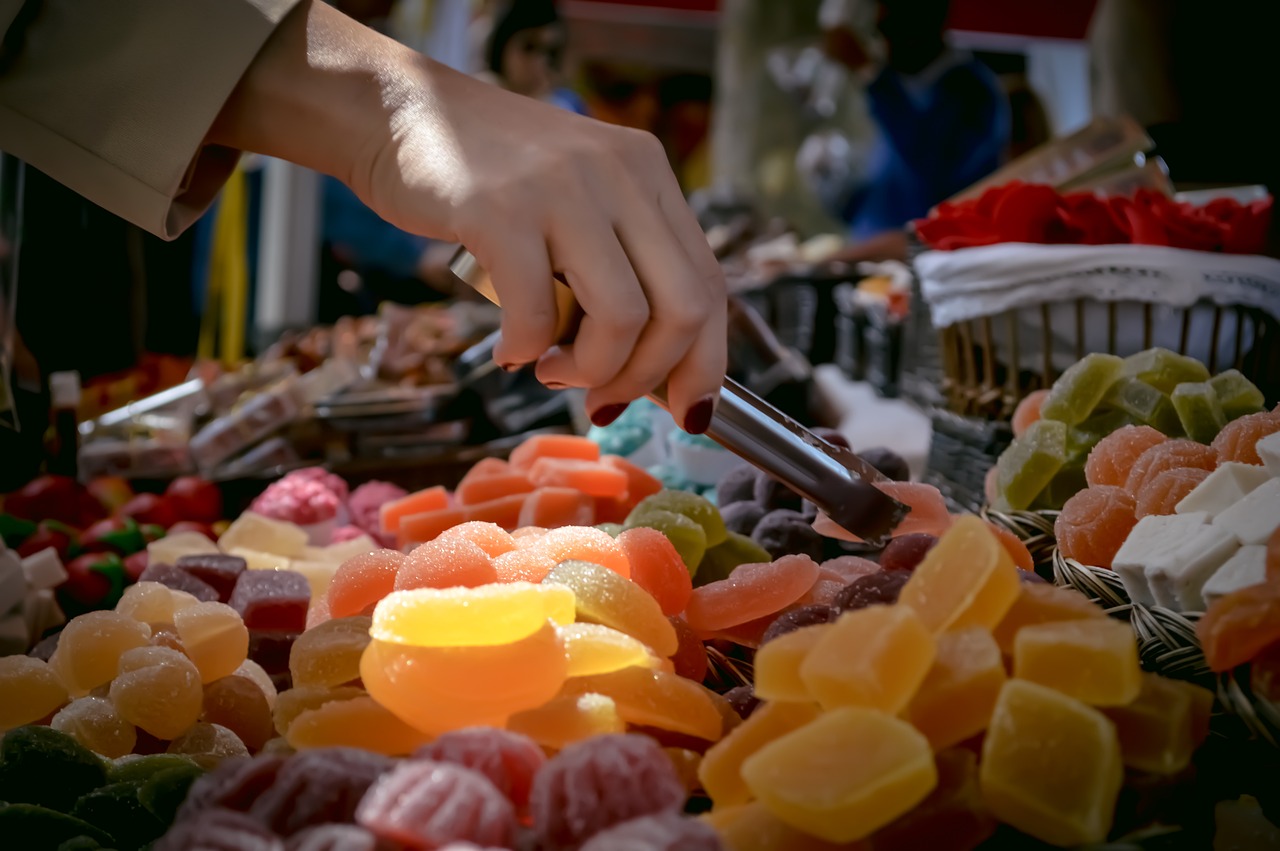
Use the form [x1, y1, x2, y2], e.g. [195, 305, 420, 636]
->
[414, 728, 546, 811]
[251, 748, 393, 837]
[617, 527, 693, 616]
[356, 761, 517, 850]
[229, 570, 313, 632]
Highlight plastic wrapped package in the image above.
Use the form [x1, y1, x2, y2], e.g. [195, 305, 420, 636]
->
[189, 374, 307, 472]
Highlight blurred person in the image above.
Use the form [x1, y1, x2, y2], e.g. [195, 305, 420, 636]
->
[478, 0, 589, 115]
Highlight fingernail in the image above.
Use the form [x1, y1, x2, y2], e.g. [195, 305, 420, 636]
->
[684, 396, 716, 434]
[590, 402, 629, 428]
[543, 381, 568, 390]
[498, 362, 524, 373]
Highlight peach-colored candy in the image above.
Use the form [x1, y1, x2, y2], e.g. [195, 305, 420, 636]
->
[492, 548, 558, 583]
[115, 582, 199, 626]
[398, 506, 468, 547]
[272, 685, 365, 737]
[396, 537, 498, 591]
[506, 693, 626, 750]
[1211, 410, 1280, 465]
[286, 695, 430, 755]
[819, 557, 879, 585]
[684, 555, 821, 632]
[202, 668, 274, 751]
[1135, 467, 1212, 518]
[1012, 389, 1050, 438]
[559, 667, 724, 742]
[0, 656, 68, 730]
[985, 521, 1035, 572]
[991, 583, 1106, 654]
[617, 527, 693, 617]
[174, 601, 249, 683]
[527, 457, 629, 498]
[512, 526, 547, 542]
[529, 526, 631, 578]
[813, 483, 951, 543]
[984, 465, 1000, 505]
[454, 469, 535, 507]
[1084, 425, 1168, 489]
[327, 549, 407, 619]
[518, 487, 595, 528]
[1055, 486, 1138, 569]
[306, 593, 332, 630]
[797, 578, 845, 607]
[49, 611, 152, 696]
[898, 516, 1021, 634]
[109, 646, 203, 739]
[436, 521, 517, 558]
[1123, 439, 1217, 496]
[508, 433, 600, 470]
[462, 494, 528, 530]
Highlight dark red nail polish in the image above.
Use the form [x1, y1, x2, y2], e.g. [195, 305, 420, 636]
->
[684, 396, 716, 434]
[498, 362, 524, 373]
[590, 403, 629, 428]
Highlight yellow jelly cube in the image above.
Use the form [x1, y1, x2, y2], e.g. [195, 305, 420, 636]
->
[1102, 673, 1197, 775]
[1013, 618, 1141, 706]
[753, 624, 832, 702]
[370, 582, 575, 647]
[699, 700, 822, 808]
[906, 627, 1006, 750]
[899, 516, 1021, 633]
[741, 707, 937, 844]
[286, 695, 429, 755]
[507, 692, 626, 749]
[979, 679, 1123, 847]
[558, 622, 655, 677]
[799, 606, 935, 713]
[702, 801, 869, 851]
[559, 666, 724, 742]
[991, 583, 1106, 655]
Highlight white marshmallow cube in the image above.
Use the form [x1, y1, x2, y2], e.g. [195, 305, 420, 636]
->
[1202, 546, 1268, 608]
[1214, 478, 1280, 546]
[1176, 462, 1272, 519]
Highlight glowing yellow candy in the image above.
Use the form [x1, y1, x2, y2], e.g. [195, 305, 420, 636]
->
[370, 582, 574, 647]
[558, 622, 655, 677]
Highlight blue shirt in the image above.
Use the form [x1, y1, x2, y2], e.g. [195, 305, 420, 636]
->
[322, 177, 428, 281]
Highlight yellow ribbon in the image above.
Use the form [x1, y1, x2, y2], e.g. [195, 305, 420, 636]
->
[200, 166, 250, 367]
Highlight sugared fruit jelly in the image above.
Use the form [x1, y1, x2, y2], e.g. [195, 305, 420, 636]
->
[558, 622, 656, 677]
[1011, 389, 1049, 437]
[996, 420, 1068, 509]
[697, 532, 773, 586]
[1171, 381, 1228, 443]
[699, 700, 822, 808]
[518, 487, 595, 529]
[138, 561, 221, 602]
[1101, 378, 1181, 436]
[1084, 425, 1168, 488]
[509, 432, 600, 470]
[632, 490, 729, 547]
[50, 610, 152, 696]
[289, 615, 370, 688]
[174, 601, 250, 683]
[753, 624, 830, 702]
[0, 655, 68, 730]
[742, 707, 936, 843]
[357, 759, 517, 849]
[272, 684, 365, 736]
[398, 536, 498, 593]
[684, 554, 820, 633]
[990, 583, 1105, 654]
[1101, 672, 1197, 775]
[1040, 353, 1125, 425]
[1124, 438, 1217, 495]
[228, 569, 311, 633]
[528, 456, 630, 498]
[109, 645, 203, 739]
[560, 666, 724, 742]
[624, 507, 708, 575]
[1054, 485, 1138, 568]
[702, 801, 865, 851]
[1210, 368, 1266, 419]
[286, 696, 429, 755]
[1135, 467, 1211, 518]
[1122, 347, 1210, 394]
[492, 547, 558, 584]
[415, 727, 546, 812]
[617, 527, 694, 616]
[799, 605, 934, 713]
[370, 582, 574, 648]
[529, 526, 632, 578]
[436, 520, 517, 558]
[506, 692, 626, 749]
[979, 679, 1123, 847]
[1197, 582, 1280, 671]
[898, 516, 1021, 634]
[871, 748, 996, 851]
[174, 553, 247, 603]
[905, 627, 1005, 750]
[543, 560, 677, 657]
[115, 581, 197, 626]
[167, 721, 249, 768]
[50, 696, 135, 758]
[1212, 409, 1280, 465]
[579, 811, 723, 851]
[1013, 618, 1141, 706]
[201, 670, 274, 751]
[327, 548, 406, 619]
[455, 465, 535, 506]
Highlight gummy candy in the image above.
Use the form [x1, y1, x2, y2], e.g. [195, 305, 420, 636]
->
[754, 624, 830, 703]
[1124, 438, 1218, 495]
[833, 571, 909, 611]
[509, 433, 601, 470]
[813, 482, 951, 544]
[167, 721, 250, 768]
[1101, 378, 1181, 436]
[752, 474, 804, 513]
[817, 556, 879, 584]
[220, 512, 309, 558]
[700, 800, 858, 851]
[289, 615, 370, 689]
[378, 486, 449, 535]
[285, 824, 378, 851]
[51, 696, 135, 758]
[49, 610, 152, 696]
[1101, 672, 1198, 775]
[751, 509, 825, 561]
[1135, 466, 1211, 518]
[491, 547, 558, 584]
[1013, 618, 1141, 706]
[1171, 381, 1227, 443]
[899, 517, 1022, 633]
[1121, 347, 1210, 394]
[716, 465, 760, 507]
[356, 760, 517, 850]
[396, 537, 497, 591]
[881, 534, 938, 573]
[1084, 424, 1168, 488]
[544, 560, 677, 657]
[761, 604, 839, 644]
[230, 570, 312, 633]
[795, 575, 845, 607]
[559, 622, 657, 677]
[115, 581, 199, 626]
[414, 727, 546, 811]
[154, 807, 280, 851]
[285, 696, 429, 756]
[71, 780, 168, 849]
[719, 501, 765, 537]
[978, 679, 1123, 847]
[624, 508, 707, 575]
[995, 420, 1068, 510]
[175, 554, 247, 603]
[579, 811, 724, 851]
[531, 526, 632, 578]
[1211, 410, 1280, 465]
[202, 671, 274, 751]
[397, 507, 469, 548]
[518, 487, 596, 529]
[668, 615, 709, 682]
[0, 655, 68, 730]
[1040, 353, 1125, 425]
[616, 527, 693, 616]
[506, 693, 626, 750]
[699, 700, 823, 808]
[1197, 582, 1280, 671]
[742, 707, 937, 843]
[801, 605, 935, 713]
[1012, 389, 1049, 437]
[696, 532, 772, 586]
[110, 645, 204, 739]
[0, 725, 108, 813]
[175, 601, 250, 683]
[252, 746, 392, 836]
[985, 521, 1035, 572]
[528, 734, 685, 851]
[272, 685, 366, 737]
[990, 583, 1105, 654]
[560, 667, 724, 741]
[905, 627, 1006, 750]
[529, 457, 630, 498]
[175, 751, 286, 818]
[631, 491, 728, 548]
[250, 629, 300, 682]
[436, 521, 517, 558]
[462, 493, 530, 529]
[455, 467, 536, 507]
[1210, 369, 1266, 420]
[870, 748, 995, 851]
[1054, 485, 1138, 568]
[685, 554, 820, 633]
[370, 583, 574, 647]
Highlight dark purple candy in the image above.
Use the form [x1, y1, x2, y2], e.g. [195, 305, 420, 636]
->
[249, 631, 300, 677]
[751, 509, 824, 562]
[761, 604, 839, 645]
[579, 811, 726, 851]
[28, 632, 60, 662]
[812, 427, 852, 450]
[250, 748, 393, 837]
[718, 501, 766, 538]
[138, 562, 219, 602]
[722, 685, 760, 721]
[155, 808, 283, 851]
[834, 571, 910, 612]
[176, 755, 288, 820]
[880, 533, 939, 573]
[715, 466, 760, 509]
[752, 475, 804, 513]
[176, 553, 248, 603]
[229, 571, 311, 632]
[860, 447, 910, 482]
[284, 824, 378, 851]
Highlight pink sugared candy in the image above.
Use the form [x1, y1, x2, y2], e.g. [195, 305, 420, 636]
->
[1135, 467, 1212, 518]
[437, 522, 517, 559]
[251, 747, 392, 836]
[1055, 486, 1138, 569]
[414, 727, 546, 811]
[251, 476, 342, 526]
[284, 824, 379, 851]
[684, 554, 820, 632]
[1123, 439, 1217, 496]
[229, 570, 312, 632]
[1084, 425, 1167, 489]
[349, 480, 409, 534]
[153, 808, 281, 851]
[1212, 410, 1280, 465]
[356, 760, 517, 850]
[579, 812, 724, 851]
[396, 537, 498, 591]
[176, 553, 247, 603]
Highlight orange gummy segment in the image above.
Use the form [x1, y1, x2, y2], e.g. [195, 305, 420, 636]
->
[699, 700, 823, 808]
[327, 549, 407, 619]
[1135, 467, 1211, 518]
[906, 627, 1006, 750]
[506, 692, 626, 750]
[517, 487, 595, 529]
[395, 536, 498, 591]
[530, 525, 631, 578]
[685, 555, 820, 632]
[604, 454, 662, 504]
[1123, 439, 1217, 496]
[1012, 389, 1049, 438]
[985, 521, 1034, 571]
[286, 695, 429, 755]
[991, 583, 1106, 654]
[1054, 486, 1137, 569]
[379, 485, 449, 534]
[509, 433, 600, 471]
[527, 458, 629, 498]
[436, 521, 516, 558]
[454, 470, 535, 507]
[1197, 582, 1280, 672]
[559, 666, 724, 742]
[617, 527, 694, 616]
[898, 516, 1021, 633]
[1211, 410, 1280, 465]
[397, 506, 468, 547]
[1084, 425, 1167, 489]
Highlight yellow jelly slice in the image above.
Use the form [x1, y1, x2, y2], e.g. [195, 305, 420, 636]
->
[506, 692, 626, 750]
[560, 666, 724, 742]
[990, 583, 1106, 655]
[906, 627, 1006, 750]
[979, 679, 1123, 847]
[286, 695, 429, 755]
[702, 801, 870, 851]
[799, 606, 935, 713]
[370, 582, 575, 647]
[272, 685, 366, 737]
[699, 700, 822, 808]
[1013, 618, 1141, 706]
[544, 560, 678, 657]
[557, 622, 655, 677]
[898, 516, 1021, 633]
[1102, 673, 1197, 775]
[0, 656, 68, 730]
[753, 624, 832, 703]
[742, 708, 937, 843]
[173, 601, 249, 683]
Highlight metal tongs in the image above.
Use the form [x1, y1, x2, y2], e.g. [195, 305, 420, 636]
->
[449, 249, 909, 545]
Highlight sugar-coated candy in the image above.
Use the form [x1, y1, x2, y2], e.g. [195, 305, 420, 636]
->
[437, 521, 517, 558]
[289, 615, 370, 689]
[560, 667, 724, 742]
[327, 549, 407, 619]
[1176, 461, 1271, 519]
[532, 526, 632, 578]
[1210, 368, 1266, 419]
[760, 604, 838, 645]
[632, 490, 728, 547]
[1039, 353, 1124, 425]
[175, 553, 247, 603]
[1135, 466, 1211, 518]
[1014, 618, 1141, 706]
[579, 811, 725, 851]
[1124, 438, 1218, 495]
[220, 512, 309, 558]
[229, 570, 312, 633]
[995, 419, 1068, 510]
[356, 760, 516, 850]
[146, 531, 220, 571]
[700, 800, 855, 851]
[870, 748, 996, 851]
[899, 516, 1021, 633]
[696, 532, 772, 587]
[1197, 582, 1280, 672]
[0, 655, 68, 730]
[51, 696, 135, 758]
[750, 509, 825, 562]
[1214, 477, 1280, 546]
[510, 433, 600, 470]
[370, 583, 574, 648]
[668, 615, 709, 682]
[990, 583, 1105, 654]
[397, 537, 497, 592]
[719, 501, 766, 537]
[880, 533, 938, 573]
[1122, 347, 1210, 394]
[545, 560, 677, 657]
[175, 752, 287, 819]
[1172, 381, 1228, 443]
[203, 671, 275, 751]
[1113, 511, 1238, 611]
[415, 727, 546, 811]
[284, 824, 379, 851]
[754, 624, 830, 703]
[979, 679, 1123, 847]
[794, 574, 844, 607]
[285, 696, 429, 756]
[801, 605, 934, 713]
[699, 700, 822, 808]
[0, 725, 108, 813]
[529, 734, 686, 851]
[272, 685, 366, 737]
[685, 554, 820, 633]
[518, 487, 595, 529]
[906, 627, 1006, 750]
[833, 571, 908, 612]
[1100, 378, 1181, 436]
[115, 581, 198, 625]
[491, 547, 558, 584]
[1101, 673, 1199, 775]
[155, 807, 283, 851]
[168, 722, 250, 769]
[175, 601, 250, 683]
[616, 527, 694, 617]
[71, 780, 169, 850]
[506, 693, 626, 750]
[47, 610, 152, 696]
[1054, 485, 1138, 568]
[751, 473, 804, 514]
[109, 645, 204, 739]
[716, 465, 760, 508]
[251, 630, 300, 681]
[817, 555, 879, 584]
[1214, 409, 1280, 465]
[139, 561, 222, 602]
[0, 805, 114, 851]
[247, 747, 392, 836]
[1084, 425, 1168, 488]
[1201, 545, 1267, 608]
[558, 622, 656, 678]
[623, 508, 707, 574]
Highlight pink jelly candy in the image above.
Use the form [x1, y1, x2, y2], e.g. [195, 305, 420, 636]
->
[1123, 439, 1217, 496]
[579, 812, 724, 851]
[396, 537, 498, 591]
[177, 553, 248, 603]
[818, 556, 880, 584]
[683, 554, 820, 632]
[1055, 485, 1138, 568]
[436, 522, 517, 559]
[1135, 467, 1212, 518]
[1212, 410, 1280, 465]
[414, 727, 546, 812]
[328, 549, 407, 619]
[155, 808, 283, 851]
[250, 748, 393, 836]
[177, 755, 289, 820]
[813, 482, 951, 542]
[356, 761, 517, 850]
[229, 570, 312, 632]
[1084, 425, 1168, 488]
[283, 824, 378, 851]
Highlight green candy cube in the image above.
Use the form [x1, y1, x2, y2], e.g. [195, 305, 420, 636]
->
[695, 532, 772, 587]
[1101, 378, 1183, 436]
[622, 507, 708, 576]
[1068, 409, 1135, 455]
[1031, 462, 1089, 511]
[1040, 353, 1125, 425]
[1171, 381, 1227, 443]
[1122, 348, 1210, 394]
[629, 490, 727, 547]
[997, 419, 1069, 510]
[1210, 369, 1266, 420]
[594, 523, 624, 538]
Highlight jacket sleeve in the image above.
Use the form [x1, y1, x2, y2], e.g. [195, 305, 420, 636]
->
[0, 0, 300, 239]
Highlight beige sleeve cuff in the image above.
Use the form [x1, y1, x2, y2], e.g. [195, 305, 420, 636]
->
[0, 0, 301, 239]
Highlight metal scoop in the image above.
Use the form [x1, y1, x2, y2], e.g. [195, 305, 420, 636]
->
[449, 249, 908, 545]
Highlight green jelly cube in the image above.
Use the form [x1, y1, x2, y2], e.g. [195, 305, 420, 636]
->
[139, 762, 205, 824]
[1171, 381, 1227, 444]
[594, 523, 624, 538]
[1067, 409, 1135, 454]
[0, 727, 107, 813]
[1031, 462, 1089, 511]
[622, 507, 707, 576]
[1210, 369, 1266, 420]
[71, 781, 166, 850]
[629, 490, 727, 547]
[695, 532, 772, 587]
[1040, 354, 1125, 425]
[1101, 378, 1183, 436]
[1122, 348, 1210, 394]
[996, 420, 1069, 510]
[0, 804, 115, 850]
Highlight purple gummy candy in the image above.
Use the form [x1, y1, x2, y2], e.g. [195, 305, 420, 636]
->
[249, 630, 300, 677]
[413, 727, 545, 810]
[751, 509, 824, 562]
[138, 562, 220, 602]
[529, 734, 685, 851]
[834, 570, 910, 612]
[229, 570, 312, 632]
[250, 747, 393, 837]
[356, 761, 517, 851]
[752, 475, 804, 513]
[718, 501, 766, 538]
[284, 824, 378, 851]
[860, 447, 910, 482]
[177, 755, 288, 820]
[715, 465, 760, 509]
[176, 553, 248, 602]
[880, 533, 938, 574]
[156, 808, 283, 851]
[760, 604, 839, 645]
[722, 685, 760, 721]
[579, 812, 726, 851]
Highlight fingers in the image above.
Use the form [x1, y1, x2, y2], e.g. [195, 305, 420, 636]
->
[480, 233, 559, 369]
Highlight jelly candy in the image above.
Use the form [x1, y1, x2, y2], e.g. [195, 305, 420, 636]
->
[220, 511, 309, 558]
[51, 696, 135, 758]
[816, 556, 878, 585]
[370, 583, 574, 647]
[905, 627, 1006, 750]
[289, 615, 370, 689]
[1171, 381, 1227, 443]
[1210, 369, 1266, 420]
[719, 501, 765, 537]
[252, 747, 393, 836]
[978, 679, 1123, 846]
[559, 622, 657, 677]
[230, 570, 312, 633]
[455, 467, 536, 507]
[140, 564, 235, 606]
[506, 693, 626, 750]
[990, 583, 1105, 654]
[519, 487, 596, 529]
[285, 824, 378, 851]
[753, 623, 830, 702]
[202, 671, 274, 751]
[752, 474, 804, 513]
[175, 601, 250, 683]
[1040, 353, 1124, 425]
[995, 420, 1068, 510]
[529, 734, 685, 851]
[71, 780, 167, 849]
[0, 655, 68, 730]
[696, 532, 772, 587]
[357, 760, 517, 850]
[623, 508, 707, 575]
[833, 571, 909, 611]
[668, 615, 709, 682]
[1124, 438, 1217, 495]
[154, 807, 280, 851]
[175, 751, 287, 818]
[250, 629, 300, 682]
[1101, 673, 1197, 775]
[397, 507, 468, 548]
[560, 667, 723, 742]
[685, 555, 819, 633]
[1122, 347, 1210, 394]
[699, 700, 823, 808]
[1013, 618, 1141, 706]
[751, 509, 825, 561]
[396, 537, 496, 592]
[461, 493, 529, 530]
[1054, 485, 1138, 568]
[545, 560, 676, 657]
[742, 707, 936, 843]
[1211, 410, 1280, 465]
[813, 482, 951, 544]
[716, 466, 760, 507]
[898, 516, 1021, 633]
[701, 801, 859, 851]
[1011, 389, 1048, 437]
[509, 433, 601, 470]
[761, 604, 838, 644]
[378, 485, 449, 535]
[801, 605, 935, 713]
[167, 722, 250, 768]
[795, 574, 845, 607]
[0, 725, 108, 813]
[617, 527, 694, 616]
[880, 534, 938, 573]
[436, 521, 517, 558]
[985, 521, 1035, 572]
[1135, 466, 1211, 518]
[285, 696, 428, 756]
[531, 526, 632, 578]
[1197, 582, 1280, 671]
[272, 685, 365, 737]
[579, 811, 724, 851]
[632, 491, 728, 547]
[116, 581, 198, 626]
[175, 554, 247, 603]
[49, 610, 153, 696]
[1084, 424, 1168, 488]
[136, 762, 205, 825]
[110, 645, 204, 739]
[1101, 378, 1181, 436]
[491, 547, 558, 584]
[415, 727, 545, 811]
[528, 457, 630, 498]
[870, 748, 996, 851]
